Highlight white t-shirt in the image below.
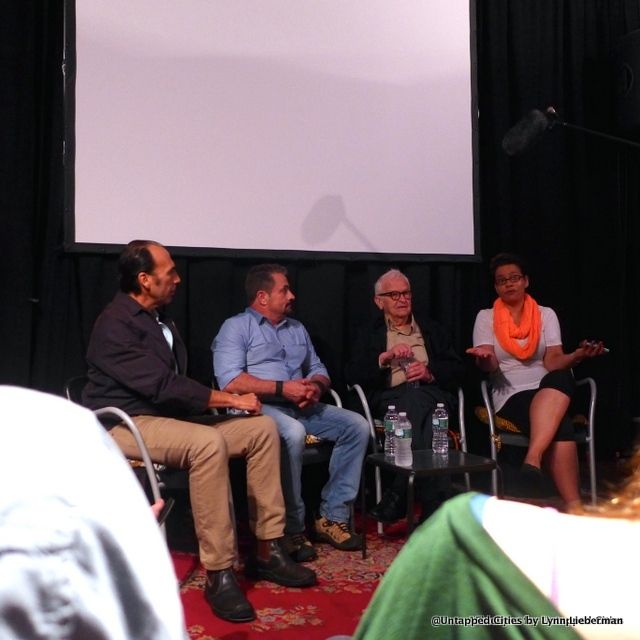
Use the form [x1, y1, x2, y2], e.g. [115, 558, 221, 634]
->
[472, 306, 562, 411]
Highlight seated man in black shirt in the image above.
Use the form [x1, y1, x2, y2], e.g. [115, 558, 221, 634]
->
[83, 240, 315, 623]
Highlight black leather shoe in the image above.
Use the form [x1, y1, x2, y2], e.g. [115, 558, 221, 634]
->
[368, 489, 406, 523]
[519, 463, 546, 497]
[247, 539, 317, 587]
[204, 568, 256, 623]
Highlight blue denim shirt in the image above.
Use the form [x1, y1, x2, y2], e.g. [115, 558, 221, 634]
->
[212, 307, 329, 390]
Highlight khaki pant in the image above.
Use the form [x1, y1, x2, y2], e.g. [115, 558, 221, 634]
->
[110, 414, 285, 571]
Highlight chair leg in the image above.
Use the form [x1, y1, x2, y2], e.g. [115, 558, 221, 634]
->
[588, 440, 597, 505]
[406, 474, 416, 535]
[492, 463, 505, 498]
[374, 466, 383, 535]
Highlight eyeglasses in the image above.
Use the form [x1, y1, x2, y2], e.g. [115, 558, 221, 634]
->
[495, 274, 524, 286]
[377, 290, 412, 301]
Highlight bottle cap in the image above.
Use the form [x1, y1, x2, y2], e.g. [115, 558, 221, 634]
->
[436, 403, 444, 407]
[388, 405, 396, 410]
[399, 411, 407, 416]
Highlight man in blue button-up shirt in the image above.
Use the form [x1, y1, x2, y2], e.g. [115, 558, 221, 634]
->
[213, 264, 370, 559]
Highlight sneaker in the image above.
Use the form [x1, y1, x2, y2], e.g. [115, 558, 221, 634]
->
[314, 515, 362, 551]
[283, 532, 318, 562]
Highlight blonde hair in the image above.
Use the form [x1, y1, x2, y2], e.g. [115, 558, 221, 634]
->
[584, 448, 640, 519]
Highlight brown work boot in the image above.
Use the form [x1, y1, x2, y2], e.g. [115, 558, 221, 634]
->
[314, 515, 362, 551]
[246, 539, 317, 587]
[204, 568, 256, 623]
[282, 532, 318, 562]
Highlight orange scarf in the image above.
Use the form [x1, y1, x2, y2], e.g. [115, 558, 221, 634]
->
[493, 294, 541, 360]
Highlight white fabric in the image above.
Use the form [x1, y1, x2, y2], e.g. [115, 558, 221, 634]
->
[0, 386, 186, 639]
[158, 321, 174, 351]
[482, 497, 640, 639]
[472, 305, 562, 411]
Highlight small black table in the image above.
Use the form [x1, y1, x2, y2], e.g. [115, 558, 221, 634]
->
[360, 449, 496, 558]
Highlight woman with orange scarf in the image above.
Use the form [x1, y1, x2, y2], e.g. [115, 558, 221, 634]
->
[467, 253, 605, 510]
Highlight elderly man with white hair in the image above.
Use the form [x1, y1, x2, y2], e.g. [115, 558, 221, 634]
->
[346, 268, 464, 523]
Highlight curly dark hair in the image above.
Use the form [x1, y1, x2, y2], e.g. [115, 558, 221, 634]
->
[489, 252, 529, 280]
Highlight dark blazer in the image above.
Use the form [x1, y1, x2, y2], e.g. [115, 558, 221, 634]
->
[346, 312, 464, 408]
[83, 292, 211, 417]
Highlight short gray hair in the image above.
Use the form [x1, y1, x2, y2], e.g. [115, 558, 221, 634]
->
[374, 269, 410, 295]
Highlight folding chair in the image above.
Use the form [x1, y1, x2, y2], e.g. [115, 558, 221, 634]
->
[477, 377, 597, 504]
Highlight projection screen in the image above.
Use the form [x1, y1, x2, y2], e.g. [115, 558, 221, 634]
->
[65, 1, 478, 259]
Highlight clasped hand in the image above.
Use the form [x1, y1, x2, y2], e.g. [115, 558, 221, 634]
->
[283, 379, 321, 408]
[381, 343, 413, 366]
[381, 345, 431, 382]
[403, 360, 432, 383]
[230, 393, 262, 414]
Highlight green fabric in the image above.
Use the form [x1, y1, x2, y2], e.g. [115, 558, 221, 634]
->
[353, 493, 581, 640]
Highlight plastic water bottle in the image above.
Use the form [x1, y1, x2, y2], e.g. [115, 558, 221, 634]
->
[383, 405, 399, 458]
[431, 403, 449, 454]
[394, 412, 413, 466]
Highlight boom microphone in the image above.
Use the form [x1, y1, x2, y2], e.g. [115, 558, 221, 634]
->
[503, 105, 640, 156]
[502, 107, 558, 156]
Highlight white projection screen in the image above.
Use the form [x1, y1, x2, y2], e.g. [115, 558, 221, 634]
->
[65, 1, 479, 259]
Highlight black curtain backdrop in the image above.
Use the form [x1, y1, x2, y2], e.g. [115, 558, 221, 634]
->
[3, 1, 640, 457]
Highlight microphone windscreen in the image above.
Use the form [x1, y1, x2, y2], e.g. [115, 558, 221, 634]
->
[502, 109, 550, 156]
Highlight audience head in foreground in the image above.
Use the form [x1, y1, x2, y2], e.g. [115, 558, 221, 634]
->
[354, 452, 640, 640]
[0, 385, 186, 639]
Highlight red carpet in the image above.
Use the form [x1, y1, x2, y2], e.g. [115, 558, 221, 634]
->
[172, 524, 407, 639]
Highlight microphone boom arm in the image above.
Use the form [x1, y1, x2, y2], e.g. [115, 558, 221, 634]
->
[558, 120, 640, 151]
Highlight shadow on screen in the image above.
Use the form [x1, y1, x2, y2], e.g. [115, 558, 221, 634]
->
[302, 194, 379, 252]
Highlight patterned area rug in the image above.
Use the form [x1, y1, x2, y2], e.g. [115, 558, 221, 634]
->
[172, 524, 407, 639]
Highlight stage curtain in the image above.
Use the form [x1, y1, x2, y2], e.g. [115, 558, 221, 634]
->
[4, 1, 640, 453]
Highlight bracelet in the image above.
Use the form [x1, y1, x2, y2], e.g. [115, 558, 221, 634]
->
[275, 380, 284, 397]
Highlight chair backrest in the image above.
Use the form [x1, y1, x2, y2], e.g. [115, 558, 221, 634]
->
[328, 388, 342, 408]
[65, 375, 89, 404]
[64, 375, 166, 516]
